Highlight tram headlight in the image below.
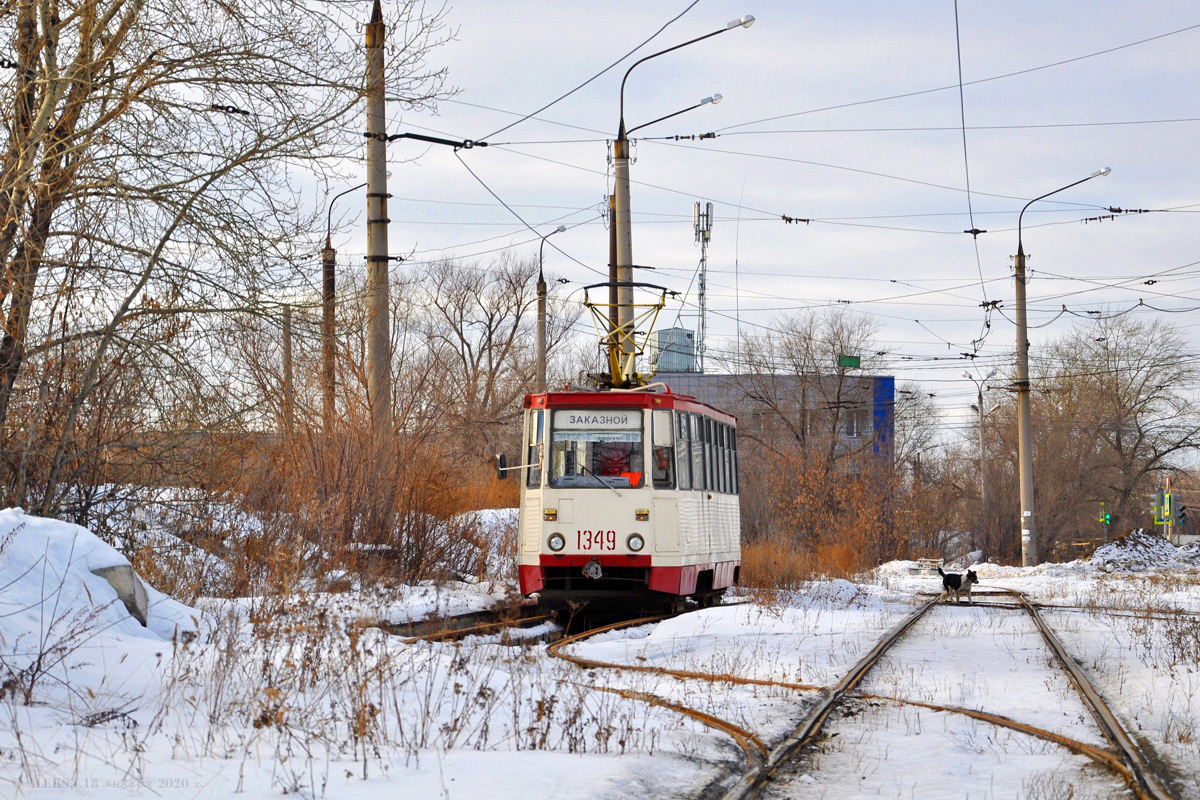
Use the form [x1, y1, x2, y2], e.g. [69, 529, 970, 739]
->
[547, 533, 566, 552]
[626, 534, 645, 552]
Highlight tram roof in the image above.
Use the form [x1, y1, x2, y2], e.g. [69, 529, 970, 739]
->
[524, 387, 736, 425]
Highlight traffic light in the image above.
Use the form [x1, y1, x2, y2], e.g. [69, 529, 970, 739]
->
[1178, 503, 1189, 526]
[1154, 489, 1167, 524]
[1103, 512, 1111, 526]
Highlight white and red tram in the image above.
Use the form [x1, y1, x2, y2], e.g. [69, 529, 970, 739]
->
[515, 386, 740, 610]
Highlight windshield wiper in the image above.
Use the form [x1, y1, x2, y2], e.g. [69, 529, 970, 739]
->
[579, 464, 623, 497]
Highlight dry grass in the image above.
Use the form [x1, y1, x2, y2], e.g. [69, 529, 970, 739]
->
[741, 538, 874, 589]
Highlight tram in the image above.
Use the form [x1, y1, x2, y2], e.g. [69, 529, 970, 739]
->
[512, 385, 740, 610]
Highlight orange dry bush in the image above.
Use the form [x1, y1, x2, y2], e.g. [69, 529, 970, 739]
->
[216, 397, 514, 593]
[737, 425, 917, 585]
[740, 539, 816, 589]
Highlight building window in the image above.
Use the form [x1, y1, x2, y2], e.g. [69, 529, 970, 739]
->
[843, 407, 870, 438]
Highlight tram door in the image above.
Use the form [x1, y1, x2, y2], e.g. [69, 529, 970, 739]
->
[520, 408, 544, 554]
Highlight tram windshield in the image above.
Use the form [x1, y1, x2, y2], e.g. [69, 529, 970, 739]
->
[549, 409, 644, 489]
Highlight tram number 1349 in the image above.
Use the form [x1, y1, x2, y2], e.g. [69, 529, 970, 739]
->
[577, 530, 617, 551]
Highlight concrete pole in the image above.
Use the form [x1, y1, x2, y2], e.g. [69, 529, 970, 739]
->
[608, 195, 618, 334]
[1012, 168, 1109, 566]
[613, 132, 634, 386]
[536, 272, 547, 393]
[976, 386, 988, 539]
[535, 226, 565, 393]
[1014, 241, 1038, 566]
[365, 0, 392, 439]
[282, 304, 294, 431]
[321, 240, 336, 431]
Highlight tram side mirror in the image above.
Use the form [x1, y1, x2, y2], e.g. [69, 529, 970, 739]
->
[494, 453, 509, 480]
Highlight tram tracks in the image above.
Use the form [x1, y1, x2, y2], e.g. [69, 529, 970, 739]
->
[1010, 588, 1177, 800]
[544, 592, 1186, 800]
[387, 601, 552, 643]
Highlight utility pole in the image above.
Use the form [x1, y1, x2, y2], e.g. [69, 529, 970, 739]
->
[693, 201, 713, 373]
[607, 14, 752, 386]
[613, 133, 635, 384]
[1013, 240, 1038, 566]
[365, 0, 392, 440]
[963, 368, 996, 550]
[282, 304, 294, 431]
[536, 225, 566, 393]
[321, 240, 336, 430]
[1012, 168, 1109, 567]
[322, 180, 367, 434]
[608, 195, 618, 339]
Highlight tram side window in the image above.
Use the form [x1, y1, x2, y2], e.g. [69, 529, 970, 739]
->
[724, 425, 733, 493]
[718, 424, 728, 494]
[526, 409, 544, 488]
[676, 412, 692, 490]
[690, 413, 705, 491]
[700, 417, 710, 491]
[724, 424, 734, 494]
[713, 422, 722, 493]
[651, 409, 675, 489]
[723, 424, 733, 494]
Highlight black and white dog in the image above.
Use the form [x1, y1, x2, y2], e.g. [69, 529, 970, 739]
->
[937, 566, 979, 604]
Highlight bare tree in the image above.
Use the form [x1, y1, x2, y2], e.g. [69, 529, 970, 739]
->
[415, 253, 581, 464]
[0, 0, 453, 515]
[723, 308, 924, 570]
[971, 315, 1200, 560]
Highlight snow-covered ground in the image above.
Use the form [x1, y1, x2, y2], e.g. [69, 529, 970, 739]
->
[2, 509, 1198, 799]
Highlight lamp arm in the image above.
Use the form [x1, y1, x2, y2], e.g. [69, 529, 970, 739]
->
[619, 25, 730, 133]
[626, 102, 703, 136]
[1017, 173, 1099, 245]
[326, 182, 367, 246]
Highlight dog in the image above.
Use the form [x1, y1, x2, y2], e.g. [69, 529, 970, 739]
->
[937, 566, 979, 604]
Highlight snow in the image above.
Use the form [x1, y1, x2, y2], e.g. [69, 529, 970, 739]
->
[3, 506, 1199, 799]
[0, 507, 200, 645]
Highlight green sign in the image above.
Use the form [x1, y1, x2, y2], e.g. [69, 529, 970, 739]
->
[838, 355, 861, 369]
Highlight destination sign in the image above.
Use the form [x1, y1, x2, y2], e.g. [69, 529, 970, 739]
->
[553, 409, 642, 429]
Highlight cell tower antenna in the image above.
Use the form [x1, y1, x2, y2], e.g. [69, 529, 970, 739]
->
[694, 201, 714, 373]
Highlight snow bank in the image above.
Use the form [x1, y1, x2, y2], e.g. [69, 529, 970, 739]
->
[0, 507, 200, 646]
[877, 529, 1200, 582]
[1090, 528, 1200, 572]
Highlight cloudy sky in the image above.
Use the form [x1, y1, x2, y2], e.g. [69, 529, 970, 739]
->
[331, 0, 1200, 426]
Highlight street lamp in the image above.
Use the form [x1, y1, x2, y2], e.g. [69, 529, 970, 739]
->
[537, 225, 567, 393]
[321, 181, 367, 431]
[1013, 167, 1111, 566]
[610, 14, 754, 387]
[963, 367, 998, 549]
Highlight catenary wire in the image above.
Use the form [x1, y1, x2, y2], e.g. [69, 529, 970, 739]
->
[714, 21, 1200, 133]
[479, 1, 700, 140]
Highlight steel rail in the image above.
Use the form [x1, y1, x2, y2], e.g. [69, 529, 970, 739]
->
[401, 613, 554, 643]
[548, 613, 823, 694]
[1007, 589, 1180, 800]
[722, 597, 939, 800]
[549, 611, 772, 766]
[583, 683, 768, 761]
[1032, 601, 1200, 622]
[854, 692, 1135, 783]
[548, 597, 1177, 800]
[546, 612, 672, 659]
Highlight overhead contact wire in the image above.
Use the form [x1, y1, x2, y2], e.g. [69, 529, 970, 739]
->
[480, 1, 700, 140]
